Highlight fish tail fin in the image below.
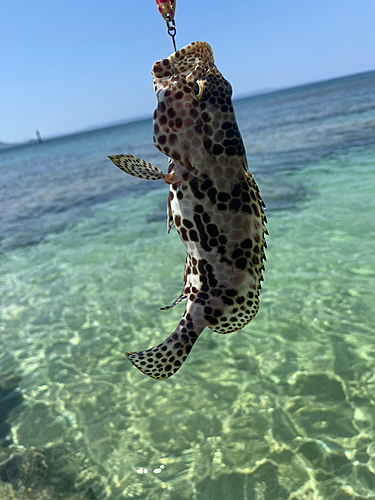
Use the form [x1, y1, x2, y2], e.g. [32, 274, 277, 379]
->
[126, 310, 207, 379]
[109, 154, 165, 180]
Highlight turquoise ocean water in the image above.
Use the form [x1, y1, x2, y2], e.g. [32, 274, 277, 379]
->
[1, 70, 375, 499]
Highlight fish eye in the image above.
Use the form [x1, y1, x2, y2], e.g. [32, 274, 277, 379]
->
[194, 80, 205, 100]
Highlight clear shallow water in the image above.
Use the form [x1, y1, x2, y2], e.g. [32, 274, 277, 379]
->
[1, 71, 375, 499]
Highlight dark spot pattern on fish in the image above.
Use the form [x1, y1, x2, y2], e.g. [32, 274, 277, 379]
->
[109, 41, 267, 379]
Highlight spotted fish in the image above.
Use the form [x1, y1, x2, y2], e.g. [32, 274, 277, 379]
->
[109, 41, 267, 379]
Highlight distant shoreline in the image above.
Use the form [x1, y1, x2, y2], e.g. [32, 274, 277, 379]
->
[1, 68, 374, 151]
[0, 142, 15, 150]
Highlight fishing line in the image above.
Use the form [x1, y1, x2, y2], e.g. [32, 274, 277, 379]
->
[155, 0, 178, 52]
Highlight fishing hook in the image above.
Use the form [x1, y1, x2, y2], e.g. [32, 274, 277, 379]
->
[164, 13, 177, 52]
[155, 0, 177, 52]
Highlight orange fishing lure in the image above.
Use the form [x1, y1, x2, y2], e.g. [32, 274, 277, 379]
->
[155, 0, 176, 20]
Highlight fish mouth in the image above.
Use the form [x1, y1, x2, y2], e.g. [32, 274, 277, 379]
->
[152, 41, 214, 90]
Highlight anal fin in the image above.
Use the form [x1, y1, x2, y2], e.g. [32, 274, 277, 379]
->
[160, 292, 188, 310]
[109, 154, 164, 180]
[167, 189, 174, 233]
[161, 257, 190, 310]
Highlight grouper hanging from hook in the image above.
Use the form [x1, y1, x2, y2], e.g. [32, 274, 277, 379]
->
[108, 0, 267, 379]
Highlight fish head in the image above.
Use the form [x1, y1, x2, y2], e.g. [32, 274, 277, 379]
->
[152, 41, 244, 174]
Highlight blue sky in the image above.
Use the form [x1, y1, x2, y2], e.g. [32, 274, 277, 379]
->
[1, 0, 374, 143]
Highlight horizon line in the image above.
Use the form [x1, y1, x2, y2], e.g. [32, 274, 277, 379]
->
[1, 67, 374, 151]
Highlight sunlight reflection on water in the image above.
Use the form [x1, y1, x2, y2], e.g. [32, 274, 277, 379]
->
[1, 72, 375, 499]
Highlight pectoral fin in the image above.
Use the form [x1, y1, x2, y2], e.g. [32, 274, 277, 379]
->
[109, 154, 165, 180]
